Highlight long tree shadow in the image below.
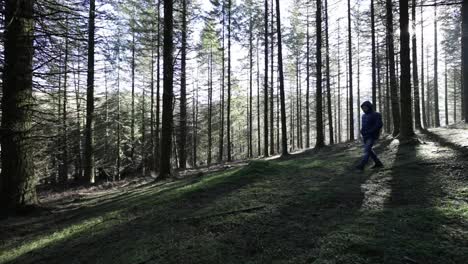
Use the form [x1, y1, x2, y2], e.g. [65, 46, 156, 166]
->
[4, 139, 466, 264]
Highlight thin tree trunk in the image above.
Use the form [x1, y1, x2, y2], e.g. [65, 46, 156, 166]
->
[386, 0, 400, 136]
[371, 0, 377, 108]
[73, 47, 83, 180]
[445, 59, 448, 126]
[1, 0, 37, 209]
[179, 0, 188, 169]
[263, 0, 269, 157]
[275, 0, 288, 156]
[316, 0, 324, 148]
[208, 47, 213, 166]
[412, 0, 422, 130]
[462, 0, 468, 122]
[159, 0, 175, 179]
[421, 3, 427, 128]
[131, 29, 136, 163]
[61, 18, 69, 183]
[218, 4, 225, 163]
[227, 0, 232, 161]
[155, 0, 161, 171]
[270, 0, 275, 155]
[398, 0, 415, 139]
[325, 0, 334, 145]
[338, 23, 342, 142]
[256, 40, 261, 156]
[347, 0, 354, 140]
[116, 41, 121, 181]
[433, 5, 441, 127]
[249, 13, 254, 158]
[306, 6, 311, 148]
[84, 0, 96, 183]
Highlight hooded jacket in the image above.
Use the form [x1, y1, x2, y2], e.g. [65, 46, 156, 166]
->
[360, 101, 383, 140]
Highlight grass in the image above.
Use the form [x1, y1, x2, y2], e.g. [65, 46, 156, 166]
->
[1, 134, 467, 264]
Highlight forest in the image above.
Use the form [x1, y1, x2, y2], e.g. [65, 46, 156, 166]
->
[0, 0, 467, 263]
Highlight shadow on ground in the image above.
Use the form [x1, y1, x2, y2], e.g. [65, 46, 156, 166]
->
[2, 137, 467, 264]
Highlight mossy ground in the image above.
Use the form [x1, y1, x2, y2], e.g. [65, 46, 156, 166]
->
[1, 129, 467, 264]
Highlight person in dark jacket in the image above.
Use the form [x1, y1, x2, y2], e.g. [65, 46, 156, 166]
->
[356, 101, 383, 170]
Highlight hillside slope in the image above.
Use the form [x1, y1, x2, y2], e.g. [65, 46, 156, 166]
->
[1, 128, 467, 264]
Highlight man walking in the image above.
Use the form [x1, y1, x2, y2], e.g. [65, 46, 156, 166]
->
[356, 101, 384, 170]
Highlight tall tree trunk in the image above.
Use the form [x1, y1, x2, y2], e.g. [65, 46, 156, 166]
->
[179, 0, 188, 169]
[1, 0, 37, 209]
[270, 0, 275, 155]
[357, 22, 361, 134]
[306, 6, 311, 148]
[131, 29, 136, 163]
[248, 14, 254, 158]
[208, 47, 213, 166]
[371, 0, 377, 107]
[73, 47, 83, 180]
[150, 18, 155, 171]
[386, 0, 400, 136]
[193, 82, 199, 166]
[263, 0, 269, 157]
[316, 0, 325, 148]
[433, 5, 441, 127]
[227, 0, 232, 161]
[218, 4, 225, 162]
[338, 23, 342, 142]
[84, 0, 96, 183]
[398, 0, 415, 139]
[325, 0, 334, 145]
[412, 0, 422, 130]
[256, 40, 261, 156]
[159, 0, 175, 179]
[445, 60, 448, 126]
[155, 0, 161, 171]
[385, 44, 391, 133]
[61, 18, 69, 183]
[421, 4, 427, 128]
[453, 69, 457, 123]
[462, 0, 468, 122]
[116, 42, 121, 181]
[275, 0, 288, 156]
[347, 0, 354, 140]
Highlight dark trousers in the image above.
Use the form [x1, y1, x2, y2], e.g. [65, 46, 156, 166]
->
[359, 137, 381, 166]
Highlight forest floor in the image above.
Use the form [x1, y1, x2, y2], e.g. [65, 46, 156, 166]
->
[1, 126, 468, 264]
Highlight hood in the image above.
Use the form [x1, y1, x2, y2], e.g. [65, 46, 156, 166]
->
[361, 101, 374, 113]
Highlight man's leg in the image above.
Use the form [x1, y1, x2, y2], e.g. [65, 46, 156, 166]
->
[357, 138, 373, 169]
[368, 140, 383, 167]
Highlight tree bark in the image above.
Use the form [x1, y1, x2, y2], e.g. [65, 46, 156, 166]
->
[84, 0, 96, 183]
[421, 4, 427, 128]
[371, 0, 377, 108]
[275, 0, 288, 156]
[325, 0, 334, 145]
[386, 0, 400, 136]
[316, 0, 325, 148]
[433, 5, 441, 127]
[178, 0, 188, 169]
[227, 0, 232, 161]
[306, 6, 311, 148]
[462, 0, 468, 122]
[264, 0, 269, 157]
[398, 0, 415, 139]
[347, 0, 354, 140]
[159, 0, 175, 179]
[412, 0, 422, 130]
[1, 0, 37, 210]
